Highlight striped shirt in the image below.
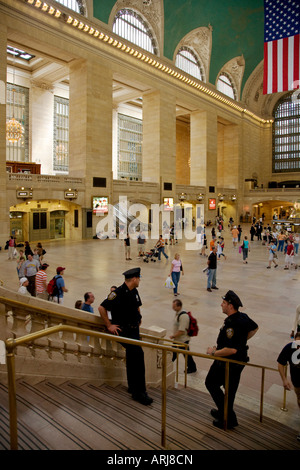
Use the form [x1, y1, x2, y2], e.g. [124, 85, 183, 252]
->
[35, 270, 47, 293]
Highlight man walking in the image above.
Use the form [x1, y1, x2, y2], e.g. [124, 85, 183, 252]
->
[205, 290, 258, 429]
[52, 267, 68, 304]
[170, 299, 197, 373]
[207, 246, 218, 292]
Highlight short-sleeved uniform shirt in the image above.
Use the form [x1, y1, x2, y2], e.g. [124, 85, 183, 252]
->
[277, 341, 300, 388]
[216, 312, 258, 362]
[101, 282, 142, 329]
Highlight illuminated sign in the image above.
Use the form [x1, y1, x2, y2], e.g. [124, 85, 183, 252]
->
[163, 197, 174, 211]
[208, 198, 216, 210]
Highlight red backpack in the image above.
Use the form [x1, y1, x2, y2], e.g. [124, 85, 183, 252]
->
[47, 275, 61, 297]
[179, 311, 199, 337]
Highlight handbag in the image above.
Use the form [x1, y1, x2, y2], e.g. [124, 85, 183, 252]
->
[165, 276, 174, 289]
[239, 246, 242, 254]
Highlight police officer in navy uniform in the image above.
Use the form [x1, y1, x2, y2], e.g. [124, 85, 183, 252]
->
[98, 267, 153, 406]
[205, 290, 258, 429]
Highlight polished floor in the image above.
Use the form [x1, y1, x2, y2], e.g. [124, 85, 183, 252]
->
[1, 223, 299, 432]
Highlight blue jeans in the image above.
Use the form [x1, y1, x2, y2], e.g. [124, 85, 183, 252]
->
[207, 269, 217, 288]
[294, 243, 299, 254]
[278, 239, 284, 251]
[171, 271, 180, 294]
[158, 246, 168, 260]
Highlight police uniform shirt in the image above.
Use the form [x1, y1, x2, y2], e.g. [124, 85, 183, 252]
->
[216, 312, 258, 362]
[277, 341, 300, 388]
[101, 283, 142, 328]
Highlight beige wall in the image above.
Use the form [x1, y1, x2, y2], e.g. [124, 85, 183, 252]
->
[176, 120, 190, 185]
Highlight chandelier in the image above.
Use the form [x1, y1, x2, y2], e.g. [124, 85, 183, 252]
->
[6, 49, 24, 143]
[6, 115, 24, 143]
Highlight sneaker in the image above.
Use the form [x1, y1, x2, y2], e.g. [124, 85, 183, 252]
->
[274, 264, 278, 268]
[266, 266, 271, 269]
[211, 286, 219, 290]
[207, 288, 212, 292]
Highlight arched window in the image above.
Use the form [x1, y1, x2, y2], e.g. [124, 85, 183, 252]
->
[113, 9, 157, 55]
[216, 73, 236, 100]
[54, 0, 84, 15]
[272, 92, 300, 173]
[175, 47, 204, 81]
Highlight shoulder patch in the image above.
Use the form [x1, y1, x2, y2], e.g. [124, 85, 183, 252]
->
[226, 328, 234, 339]
[107, 291, 117, 300]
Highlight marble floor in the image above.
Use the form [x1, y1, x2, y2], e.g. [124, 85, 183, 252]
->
[0, 224, 299, 432]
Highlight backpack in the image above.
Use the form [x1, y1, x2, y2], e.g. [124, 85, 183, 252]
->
[47, 275, 61, 298]
[178, 311, 199, 337]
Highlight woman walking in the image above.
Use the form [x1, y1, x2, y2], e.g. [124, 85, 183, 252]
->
[169, 253, 184, 296]
[242, 236, 250, 263]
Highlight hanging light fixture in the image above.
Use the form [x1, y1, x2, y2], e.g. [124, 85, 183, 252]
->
[6, 48, 24, 143]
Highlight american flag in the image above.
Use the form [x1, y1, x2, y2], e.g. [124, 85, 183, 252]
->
[263, 0, 300, 95]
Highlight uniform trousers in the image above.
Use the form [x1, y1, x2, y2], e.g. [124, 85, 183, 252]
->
[205, 360, 244, 424]
[121, 326, 146, 397]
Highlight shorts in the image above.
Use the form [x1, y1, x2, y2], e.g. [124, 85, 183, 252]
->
[285, 254, 294, 265]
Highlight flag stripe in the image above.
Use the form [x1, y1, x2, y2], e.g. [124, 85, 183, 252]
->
[272, 39, 277, 94]
[263, 0, 300, 95]
[294, 34, 300, 88]
[263, 41, 268, 94]
[264, 35, 300, 94]
[282, 37, 288, 92]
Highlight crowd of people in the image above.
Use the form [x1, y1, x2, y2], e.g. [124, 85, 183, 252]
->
[6, 217, 300, 440]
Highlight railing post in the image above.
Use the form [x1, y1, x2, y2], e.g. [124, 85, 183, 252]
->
[161, 349, 167, 448]
[259, 368, 265, 422]
[223, 361, 230, 431]
[6, 339, 18, 450]
[280, 365, 288, 412]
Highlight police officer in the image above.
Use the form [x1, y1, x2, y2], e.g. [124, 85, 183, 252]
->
[98, 267, 153, 406]
[205, 290, 258, 429]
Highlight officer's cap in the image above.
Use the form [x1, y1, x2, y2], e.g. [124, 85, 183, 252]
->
[222, 290, 243, 309]
[122, 267, 141, 279]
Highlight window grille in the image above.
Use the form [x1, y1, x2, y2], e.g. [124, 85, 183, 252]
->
[118, 114, 143, 181]
[6, 83, 29, 162]
[53, 96, 69, 172]
[216, 73, 236, 100]
[113, 9, 157, 55]
[272, 92, 300, 173]
[175, 48, 204, 81]
[54, 0, 82, 14]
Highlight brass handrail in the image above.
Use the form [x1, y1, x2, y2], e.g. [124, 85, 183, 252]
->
[4, 324, 280, 450]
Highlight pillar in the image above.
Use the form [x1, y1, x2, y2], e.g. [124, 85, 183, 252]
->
[69, 58, 113, 208]
[0, 26, 9, 247]
[142, 90, 176, 193]
[190, 109, 218, 218]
